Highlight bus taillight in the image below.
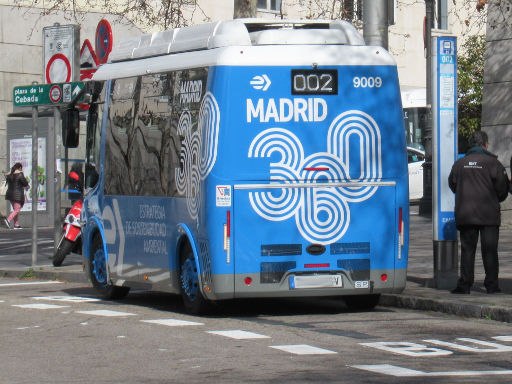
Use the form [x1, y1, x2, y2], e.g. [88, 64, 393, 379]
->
[224, 210, 231, 264]
[398, 207, 404, 246]
[398, 207, 404, 260]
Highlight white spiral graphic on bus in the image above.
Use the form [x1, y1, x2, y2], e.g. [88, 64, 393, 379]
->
[176, 92, 220, 219]
[248, 110, 381, 244]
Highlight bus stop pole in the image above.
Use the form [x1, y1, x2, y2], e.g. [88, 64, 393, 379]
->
[54, 108, 61, 252]
[31, 104, 39, 266]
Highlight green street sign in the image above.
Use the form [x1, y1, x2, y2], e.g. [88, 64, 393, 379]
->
[13, 82, 84, 107]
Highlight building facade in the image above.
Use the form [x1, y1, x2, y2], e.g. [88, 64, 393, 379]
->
[482, 0, 512, 226]
[0, 0, 484, 173]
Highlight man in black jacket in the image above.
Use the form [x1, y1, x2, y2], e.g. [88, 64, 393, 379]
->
[448, 131, 509, 294]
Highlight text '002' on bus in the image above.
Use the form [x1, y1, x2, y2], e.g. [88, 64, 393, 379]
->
[62, 19, 409, 314]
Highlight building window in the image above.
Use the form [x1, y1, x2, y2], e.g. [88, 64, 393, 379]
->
[258, 0, 281, 12]
[343, 0, 363, 21]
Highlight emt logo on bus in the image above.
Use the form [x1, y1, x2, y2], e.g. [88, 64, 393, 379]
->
[246, 98, 328, 123]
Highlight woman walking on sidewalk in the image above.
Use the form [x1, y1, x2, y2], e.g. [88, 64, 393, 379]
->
[4, 163, 29, 230]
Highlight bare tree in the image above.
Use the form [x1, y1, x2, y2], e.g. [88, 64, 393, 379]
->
[11, 0, 209, 32]
[234, 0, 258, 18]
[294, 0, 363, 25]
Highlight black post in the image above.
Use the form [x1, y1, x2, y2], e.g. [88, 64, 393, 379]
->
[419, 0, 434, 217]
[31, 103, 38, 266]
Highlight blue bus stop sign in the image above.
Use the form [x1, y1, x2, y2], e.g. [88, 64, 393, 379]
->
[432, 36, 457, 242]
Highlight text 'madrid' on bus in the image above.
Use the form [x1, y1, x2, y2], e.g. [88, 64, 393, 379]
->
[63, 19, 409, 314]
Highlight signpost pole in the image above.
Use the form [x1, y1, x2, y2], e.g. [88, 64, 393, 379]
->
[54, 108, 61, 253]
[31, 103, 39, 266]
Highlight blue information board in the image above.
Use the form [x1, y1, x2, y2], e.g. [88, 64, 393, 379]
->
[433, 36, 457, 241]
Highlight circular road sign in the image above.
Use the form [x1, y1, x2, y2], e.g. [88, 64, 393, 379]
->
[49, 85, 62, 103]
[46, 53, 71, 84]
[95, 19, 113, 64]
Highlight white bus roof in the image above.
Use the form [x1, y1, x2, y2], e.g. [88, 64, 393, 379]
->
[93, 19, 396, 80]
[109, 19, 365, 63]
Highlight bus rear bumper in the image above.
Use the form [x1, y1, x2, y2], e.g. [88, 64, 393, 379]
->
[208, 268, 406, 300]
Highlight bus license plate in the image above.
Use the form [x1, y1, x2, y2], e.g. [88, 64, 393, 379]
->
[290, 275, 343, 289]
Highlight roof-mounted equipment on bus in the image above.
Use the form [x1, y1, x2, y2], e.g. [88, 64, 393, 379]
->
[108, 19, 365, 63]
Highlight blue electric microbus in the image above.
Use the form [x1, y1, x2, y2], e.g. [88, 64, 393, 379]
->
[64, 19, 409, 314]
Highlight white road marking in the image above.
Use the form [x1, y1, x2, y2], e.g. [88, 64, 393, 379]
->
[31, 296, 101, 303]
[208, 330, 271, 340]
[270, 344, 337, 355]
[75, 310, 136, 317]
[12, 303, 69, 309]
[351, 364, 512, 377]
[493, 336, 512, 342]
[141, 319, 204, 327]
[0, 281, 63, 287]
[424, 338, 512, 352]
[360, 341, 452, 356]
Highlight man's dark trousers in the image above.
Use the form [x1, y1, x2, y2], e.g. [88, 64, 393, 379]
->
[458, 225, 500, 291]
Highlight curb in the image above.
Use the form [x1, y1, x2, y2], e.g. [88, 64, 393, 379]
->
[380, 293, 512, 323]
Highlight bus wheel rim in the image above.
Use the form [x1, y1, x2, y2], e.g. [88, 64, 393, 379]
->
[92, 249, 107, 286]
[181, 258, 198, 301]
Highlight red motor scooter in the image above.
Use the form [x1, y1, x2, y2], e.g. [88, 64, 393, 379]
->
[53, 199, 82, 267]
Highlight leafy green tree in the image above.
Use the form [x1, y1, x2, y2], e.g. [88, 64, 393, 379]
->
[457, 34, 485, 140]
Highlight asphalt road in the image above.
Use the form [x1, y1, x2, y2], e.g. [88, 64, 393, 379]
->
[2, 279, 512, 384]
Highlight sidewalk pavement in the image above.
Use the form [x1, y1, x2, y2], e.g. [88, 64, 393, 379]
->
[2, 205, 512, 322]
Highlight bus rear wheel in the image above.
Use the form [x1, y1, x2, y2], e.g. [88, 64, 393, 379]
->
[344, 294, 381, 310]
[180, 245, 209, 315]
[89, 235, 130, 300]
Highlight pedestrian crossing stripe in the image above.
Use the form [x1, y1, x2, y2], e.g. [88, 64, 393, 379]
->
[12, 303, 69, 309]
[75, 310, 136, 317]
[31, 296, 101, 303]
[270, 344, 337, 355]
[208, 330, 271, 339]
[0, 281, 63, 287]
[141, 319, 204, 326]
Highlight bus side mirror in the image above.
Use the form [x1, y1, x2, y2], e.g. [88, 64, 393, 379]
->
[62, 108, 80, 148]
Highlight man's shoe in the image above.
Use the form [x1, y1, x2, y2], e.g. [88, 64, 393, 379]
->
[451, 286, 470, 294]
[3, 218, 12, 229]
[487, 287, 502, 294]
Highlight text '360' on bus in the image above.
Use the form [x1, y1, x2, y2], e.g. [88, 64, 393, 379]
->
[62, 19, 409, 314]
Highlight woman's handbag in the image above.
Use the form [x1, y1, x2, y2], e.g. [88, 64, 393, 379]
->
[0, 180, 7, 195]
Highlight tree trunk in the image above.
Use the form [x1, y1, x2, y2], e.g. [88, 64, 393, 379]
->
[234, 0, 258, 18]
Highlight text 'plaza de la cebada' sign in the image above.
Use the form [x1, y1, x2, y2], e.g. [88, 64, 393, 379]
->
[13, 82, 84, 107]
